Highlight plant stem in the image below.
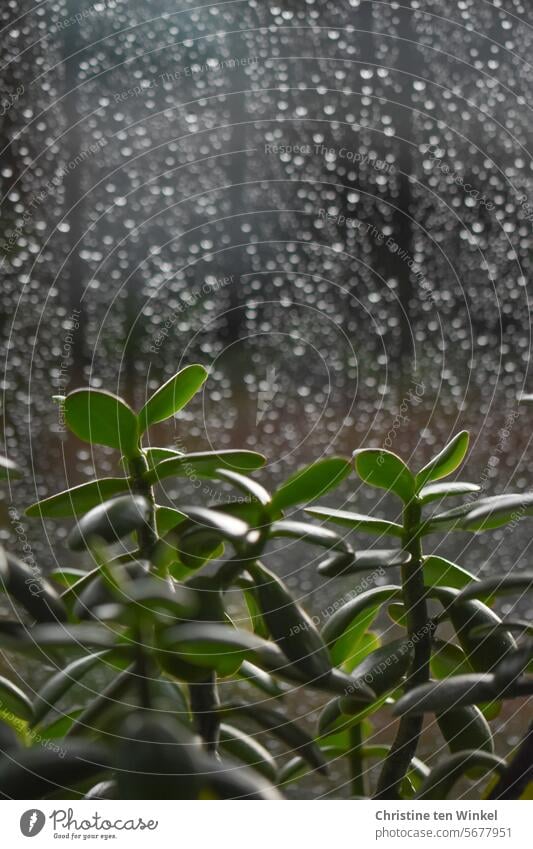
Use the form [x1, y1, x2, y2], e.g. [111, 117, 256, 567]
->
[128, 453, 158, 559]
[348, 724, 365, 797]
[489, 721, 533, 799]
[189, 673, 221, 757]
[375, 498, 431, 799]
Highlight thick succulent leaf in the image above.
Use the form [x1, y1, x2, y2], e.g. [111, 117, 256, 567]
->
[269, 520, 349, 550]
[318, 690, 393, 736]
[49, 567, 87, 587]
[468, 619, 533, 637]
[2, 551, 67, 622]
[115, 578, 197, 622]
[279, 745, 345, 784]
[419, 481, 480, 504]
[394, 674, 533, 715]
[237, 661, 285, 697]
[174, 528, 225, 570]
[144, 447, 183, 468]
[218, 702, 327, 774]
[434, 587, 517, 672]
[318, 549, 410, 577]
[321, 585, 401, 665]
[422, 555, 478, 591]
[159, 622, 271, 676]
[146, 450, 266, 484]
[458, 573, 533, 601]
[430, 640, 472, 679]
[26, 477, 131, 519]
[353, 448, 415, 503]
[63, 389, 139, 456]
[246, 561, 332, 681]
[415, 431, 470, 491]
[416, 750, 505, 799]
[32, 651, 108, 727]
[119, 724, 279, 799]
[271, 458, 351, 512]
[306, 506, 403, 537]
[216, 468, 271, 506]
[436, 704, 493, 754]
[138, 364, 208, 432]
[219, 723, 277, 782]
[27, 623, 120, 651]
[0, 741, 111, 799]
[460, 493, 533, 532]
[67, 495, 151, 551]
[175, 506, 250, 542]
[85, 781, 117, 800]
[155, 505, 187, 536]
[0, 455, 20, 479]
[0, 676, 33, 721]
[339, 638, 414, 713]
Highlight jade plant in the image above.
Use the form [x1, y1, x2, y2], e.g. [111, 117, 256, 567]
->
[299, 432, 533, 799]
[0, 368, 376, 799]
[1, 380, 532, 800]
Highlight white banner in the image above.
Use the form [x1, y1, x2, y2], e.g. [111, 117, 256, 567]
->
[1, 800, 529, 848]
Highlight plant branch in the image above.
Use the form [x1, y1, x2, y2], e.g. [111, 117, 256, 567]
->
[128, 453, 158, 559]
[375, 498, 431, 799]
[348, 724, 365, 797]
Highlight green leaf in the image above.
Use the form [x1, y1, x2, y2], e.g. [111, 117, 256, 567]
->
[214, 468, 271, 507]
[353, 448, 415, 503]
[423, 555, 478, 590]
[436, 704, 493, 754]
[146, 450, 266, 484]
[67, 495, 151, 551]
[342, 630, 381, 673]
[49, 567, 87, 587]
[32, 652, 108, 727]
[160, 622, 270, 676]
[318, 690, 393, 736]
[460, 493, 533, 532]
[306, 506, 403, 537]
[237, 661, 285, 697]
[219, 723, 277, 782]
[434, 587, 517, 672]
[247, 561, 332, 681]
[176, 506, 251, 543]
[318, 549, 410, 577]
[458, 573, 533, 601]
[175, 529, 225, 570]
[26, 477, 131, 519]
[415, 431, 470, 490]
[0, 676, 33, 721]
[417, 750, 505, 799]
[321, 585, 401, 665]
[269, 520, 349, 551]
[144, 447, 183, 468]
[138, 365, 208, 432]
[2, 552, 67, 623]
[430, 640, 472, 679]
[0, 455, 21, 479]
[155, 505, 187, 536]
[394, 674, 533, 715]
[218, 702, 327, 774]
[0, 741, 111, 799]
[63, 389, 139, 456]
[271, 458, 351, 513]
[27, 623, 120, 651]
[339, 638, 414, 712]
[419, 482, 480, 504]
